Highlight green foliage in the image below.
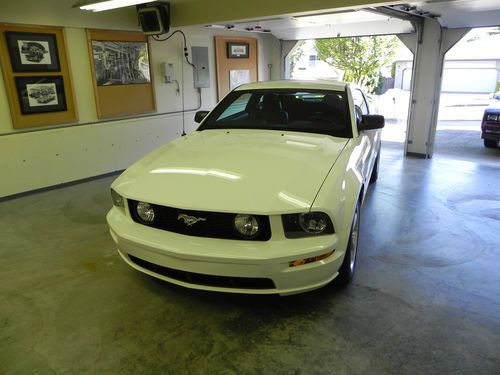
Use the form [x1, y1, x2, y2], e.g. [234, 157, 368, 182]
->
[315, 36, 398, 93]
[373, 74, 385, 95]
[288, 41, 305, 76]
[289, 41, 305, 61]
[390, 61, 396, 78]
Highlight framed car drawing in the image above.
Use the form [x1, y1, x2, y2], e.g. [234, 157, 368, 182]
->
[5, 31, 60, 72]
[15, 76, 67, 114]
[0, 23, 77, 129]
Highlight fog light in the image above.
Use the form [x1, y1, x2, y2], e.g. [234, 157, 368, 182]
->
[289, 251, 334, 267]
[136, 202, 155, 223]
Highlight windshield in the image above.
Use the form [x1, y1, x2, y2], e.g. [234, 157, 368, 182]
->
[198, 89, 352, 138]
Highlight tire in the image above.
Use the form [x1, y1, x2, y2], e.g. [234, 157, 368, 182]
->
[484, 139, 498, 148]
[336, 201, 360, 286]
[370, 147, 380, 184]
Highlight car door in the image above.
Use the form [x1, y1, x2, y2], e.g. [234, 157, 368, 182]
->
[352, 88, 379, 183]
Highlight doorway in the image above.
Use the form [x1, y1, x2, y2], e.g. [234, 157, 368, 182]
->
[434, 26, 500, 164]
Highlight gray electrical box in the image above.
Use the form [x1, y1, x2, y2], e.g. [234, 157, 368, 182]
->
[191, 46, 210, 88]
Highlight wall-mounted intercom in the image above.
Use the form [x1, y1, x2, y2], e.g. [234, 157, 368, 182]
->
[161, 62, 174, 84]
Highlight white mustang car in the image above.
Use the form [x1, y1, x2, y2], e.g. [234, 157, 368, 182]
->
[107, 80, 384, 295]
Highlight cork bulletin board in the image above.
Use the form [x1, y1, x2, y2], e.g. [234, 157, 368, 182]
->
[0, 23, 77, 129]
[214, 36, 258, 100]
[86, 29, 156, 119]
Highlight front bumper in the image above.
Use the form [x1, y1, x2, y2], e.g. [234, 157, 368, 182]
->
[481, 129, 500, 141]
[481, 120, 500, 141]
[107, 207, 347, 296]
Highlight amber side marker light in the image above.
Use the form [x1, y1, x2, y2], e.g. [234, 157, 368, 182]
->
[289, 251, 334, 267]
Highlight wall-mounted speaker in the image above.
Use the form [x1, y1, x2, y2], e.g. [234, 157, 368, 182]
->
[137, 2, 170, 35]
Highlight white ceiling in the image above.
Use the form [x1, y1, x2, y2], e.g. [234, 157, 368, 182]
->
[213, 10, 415, 40]
[408, 0, 500, 28]
[204, 0, 500, 40]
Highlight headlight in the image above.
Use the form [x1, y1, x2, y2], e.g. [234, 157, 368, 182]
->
[234, 214, 260, 239]
[282, 212, 334, 238]
[136, 201, 155, 223]
[486, 114, 498, 121]
[299, 212, 328, 234]
[111, 189, 124, 208]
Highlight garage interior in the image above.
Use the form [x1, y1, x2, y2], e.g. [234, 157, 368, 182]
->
[1, 0, 499, 373]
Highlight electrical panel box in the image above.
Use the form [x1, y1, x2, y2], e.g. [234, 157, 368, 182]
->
[191, 46, 210, 88]
[162, 62, 174, 83]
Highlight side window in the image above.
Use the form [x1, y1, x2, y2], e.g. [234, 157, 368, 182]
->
[217, 93, 252, 120]
[352, 89, 369, 115]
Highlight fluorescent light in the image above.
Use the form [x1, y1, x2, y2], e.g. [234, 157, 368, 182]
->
[78, 0, 153, 12]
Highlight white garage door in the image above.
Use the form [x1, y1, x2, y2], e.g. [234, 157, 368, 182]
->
[442, 68, 497, 93]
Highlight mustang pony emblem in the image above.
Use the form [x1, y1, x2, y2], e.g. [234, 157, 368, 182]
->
[177, 214, 207, 226]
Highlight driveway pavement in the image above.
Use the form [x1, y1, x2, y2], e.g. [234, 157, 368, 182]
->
[377, 91, 500, 163]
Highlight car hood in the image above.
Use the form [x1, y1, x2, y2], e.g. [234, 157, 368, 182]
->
[113, 129, 348, 214]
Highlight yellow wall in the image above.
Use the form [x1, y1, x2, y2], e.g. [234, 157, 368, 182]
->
[0, 2, 281, 197]
[0, 1, 139, 30]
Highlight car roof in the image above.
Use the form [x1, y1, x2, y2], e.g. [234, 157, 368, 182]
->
[234, 80, 348, 92]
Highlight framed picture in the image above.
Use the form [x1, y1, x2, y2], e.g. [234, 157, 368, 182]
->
[91, 40, 151, 86]
[5, 31, 60, 72]
[0, 24, 76, 128]
[229, 69, 251, 90]
[227, 42, 249, 58]
[87, 29, 156, 119]
[15, 76, 67, 115]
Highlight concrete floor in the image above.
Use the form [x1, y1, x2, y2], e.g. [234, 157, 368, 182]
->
[1, 144, 500, 374]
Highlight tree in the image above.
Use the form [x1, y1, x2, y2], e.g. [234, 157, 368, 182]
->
[288, 41, 305, 77]
[315, 36, 398, 93]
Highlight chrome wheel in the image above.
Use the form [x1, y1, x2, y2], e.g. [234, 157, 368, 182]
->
[336, 201, 361, 286]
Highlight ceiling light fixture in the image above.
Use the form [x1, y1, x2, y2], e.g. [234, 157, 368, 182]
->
[75, 0, 153, 12]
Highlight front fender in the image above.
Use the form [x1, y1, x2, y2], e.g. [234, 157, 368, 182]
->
[310, 139, 364, 254]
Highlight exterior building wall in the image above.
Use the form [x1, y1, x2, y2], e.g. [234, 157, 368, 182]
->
[289, 40, 342, 80]
[394, 59, 500, 93]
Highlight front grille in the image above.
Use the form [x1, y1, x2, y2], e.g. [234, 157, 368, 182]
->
[128, 200, 271, 241]
[128, 254, 276, 290]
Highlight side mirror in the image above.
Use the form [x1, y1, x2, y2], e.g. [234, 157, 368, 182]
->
[194, 110, 209, 123]
[359, 114, 385, 130]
